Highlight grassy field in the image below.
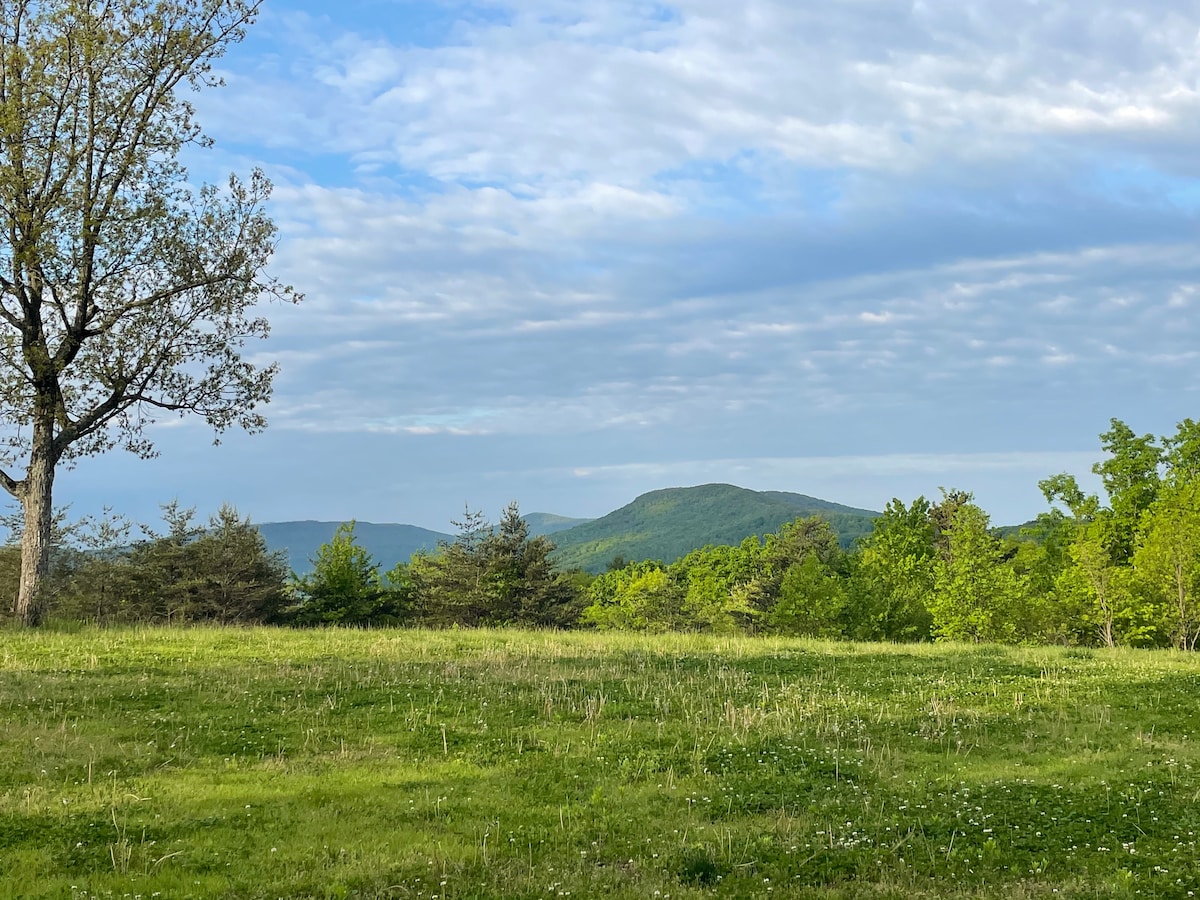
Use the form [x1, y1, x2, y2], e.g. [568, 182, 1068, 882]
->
[2, 629, 1200, 899]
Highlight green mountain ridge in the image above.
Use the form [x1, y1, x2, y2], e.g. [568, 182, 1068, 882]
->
[256, 521, 450, 575]
[260, 514, 594, 575]
[520, 512, 595, 535]
[258, 485, 882, 576]
[549, 483, 880, 573]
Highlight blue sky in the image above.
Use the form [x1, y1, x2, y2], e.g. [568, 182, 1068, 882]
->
[54, 0, 1200, 531]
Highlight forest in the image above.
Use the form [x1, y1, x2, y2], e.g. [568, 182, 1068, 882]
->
[3, 416, 1198, 650]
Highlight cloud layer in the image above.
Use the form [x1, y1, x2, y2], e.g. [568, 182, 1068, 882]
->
[63, 0, 1200, 528]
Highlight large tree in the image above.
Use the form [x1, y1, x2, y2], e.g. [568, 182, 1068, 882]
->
[1092, 419, 1163, 564]
[928, 502, 1029, 644]
[846, 496, 935, 642]
[1134, 480, 1200, 651]
[0, 0, 296, 624]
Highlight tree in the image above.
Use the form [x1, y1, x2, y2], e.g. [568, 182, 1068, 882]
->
[1038, 473, 1100, 523]
[675, 539, 765, 634]
[1134, 480, 1200, 650]
[290, 522, 390, 626]
[477, 501, 581, 627]
[0, 1, 297, 625]
[583, 563, 683, 632]
[928, 488, 974, 559]
[1092, 419, 1162, 564]
[77, 502, 286, 624]
[845, 497, 935, 642]
[1163, 418, 1200, 485]
[769, 554, 846, 638]
[124, 500, 205, 623]
[59, 505, 133, 623]
[928, 502, 1029, 644]
[1061, 518, 1121, 647]
[764, 515, 841, 571]
[185, 504, 287, 622]
[412, 506, 493, 626]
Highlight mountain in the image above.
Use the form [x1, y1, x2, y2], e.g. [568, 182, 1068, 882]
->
[522, 513, 595, 536]
[761, 490, 884, 550]
[258, 486, 880, 577]
[549, 483, 880, 573]
[259, 512, 592, 575]
[257, 521, 450, 575]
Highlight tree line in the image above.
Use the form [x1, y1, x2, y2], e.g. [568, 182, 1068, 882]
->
[583, 417, 1200, 648]
[4, 416, 1199, 648]
[0, 500, 586, 628]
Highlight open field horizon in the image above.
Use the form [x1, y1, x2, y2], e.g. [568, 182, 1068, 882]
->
[2, 627, 1199, 898]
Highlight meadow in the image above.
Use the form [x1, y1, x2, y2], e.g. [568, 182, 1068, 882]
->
[1, 629, 1199, 899]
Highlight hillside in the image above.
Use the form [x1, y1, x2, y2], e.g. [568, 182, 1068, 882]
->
[257, 521, 450, 574]
[260, 487, 879, 576]
[550, 483, 879, 573]
[521, 512, 595, 535]
[259, 513, 593, 575]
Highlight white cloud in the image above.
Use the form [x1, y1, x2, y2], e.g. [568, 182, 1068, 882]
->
[205, 0, 1200, 200]
[110, 0, 1200, 530]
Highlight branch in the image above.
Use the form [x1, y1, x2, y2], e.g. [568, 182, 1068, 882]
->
[0, 467, 21, 499]
[89, 272, 245, 334]
[0, 278, 24, 330]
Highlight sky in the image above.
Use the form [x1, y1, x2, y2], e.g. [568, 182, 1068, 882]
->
[52, 0, 1200, 532]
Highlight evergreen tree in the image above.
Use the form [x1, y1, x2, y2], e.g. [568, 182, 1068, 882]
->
[412, 507, 493, 626]
[480, 501, 580, 627]
[289, 522, 390, 626]
[186, 505, 288, 623]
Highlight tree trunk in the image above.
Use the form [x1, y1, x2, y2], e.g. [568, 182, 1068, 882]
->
[15, 425, 55, 627]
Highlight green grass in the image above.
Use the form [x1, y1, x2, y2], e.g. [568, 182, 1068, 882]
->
[2, 629, 1200, 898]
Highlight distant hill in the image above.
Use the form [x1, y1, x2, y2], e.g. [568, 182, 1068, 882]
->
[259, 488, 880, 577]
[549, 483, 879, 573]
[995, 519, 1045, 540]
[257, 521, 450, 575]
[522, 513, 595, 536]
[259, 513, 593, 575]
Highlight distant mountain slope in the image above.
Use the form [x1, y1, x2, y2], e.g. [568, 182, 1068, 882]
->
[259, 488, 880, 577]
[257, 521, 450, 575]
[550, 483, 879, 573]
[522, 513, 595, 536]
[760, 490, 883, 552]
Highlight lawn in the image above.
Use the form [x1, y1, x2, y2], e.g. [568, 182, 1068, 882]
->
[1, 627, 1199, 898]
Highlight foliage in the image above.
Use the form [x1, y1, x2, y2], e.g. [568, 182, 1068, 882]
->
[1133, 480, 1200, 650]
[677, 539, 766, 634]
[257, 520, 447, 578]
[769, 554, 847, 637]
[288, 521, 393, 626]
[1092, 419, 1163, 563]
[409, 506, 493, 626]
[928, 502, 1030, 644]
[843, 497, 935, 642]
[7, 416, 1200, 647]
[583, 561, 681, 631]
[7, 502, 291, 625]
[410, 502, 584, 628]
